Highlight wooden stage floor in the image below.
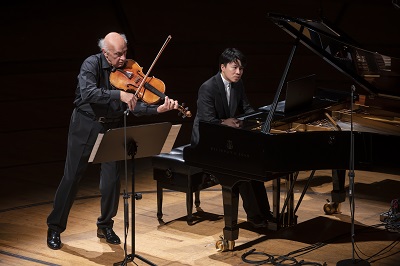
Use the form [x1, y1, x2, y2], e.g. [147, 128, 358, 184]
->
[0, 158, 399, 265]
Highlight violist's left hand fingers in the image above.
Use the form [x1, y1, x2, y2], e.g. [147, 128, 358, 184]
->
[171, 99, 178, 109]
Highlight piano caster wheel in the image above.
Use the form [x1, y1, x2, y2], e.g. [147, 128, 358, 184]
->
[324, 200, 340, 215]
[215, 236, 235, 252]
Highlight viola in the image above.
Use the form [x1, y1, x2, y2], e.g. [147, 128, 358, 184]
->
[109, 59, 191, 118]
[110, 35, 191, 118]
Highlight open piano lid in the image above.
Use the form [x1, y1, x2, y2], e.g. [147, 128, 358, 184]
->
[267, 13, 400, 100]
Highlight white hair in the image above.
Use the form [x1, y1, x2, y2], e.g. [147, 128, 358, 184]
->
[97, 33, 128, 51]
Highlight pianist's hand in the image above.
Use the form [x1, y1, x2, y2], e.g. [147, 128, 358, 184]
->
[221, 118, 242, 128]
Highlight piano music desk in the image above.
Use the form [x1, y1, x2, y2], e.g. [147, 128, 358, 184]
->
[152, 145, 219, 224]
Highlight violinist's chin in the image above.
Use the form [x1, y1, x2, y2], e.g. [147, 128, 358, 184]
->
[115, 60, 125, 68]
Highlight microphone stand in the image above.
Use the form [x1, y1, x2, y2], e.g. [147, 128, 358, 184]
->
[337, 85, 370, 266]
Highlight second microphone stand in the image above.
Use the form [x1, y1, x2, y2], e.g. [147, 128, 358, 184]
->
[337, 85, 370, 266]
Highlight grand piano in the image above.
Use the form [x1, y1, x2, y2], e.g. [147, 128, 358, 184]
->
[183, 13, 400, 251]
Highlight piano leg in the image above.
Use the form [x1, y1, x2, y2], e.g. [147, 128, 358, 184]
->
[221, 183, 239, 241]
[214, 174, 243, 251]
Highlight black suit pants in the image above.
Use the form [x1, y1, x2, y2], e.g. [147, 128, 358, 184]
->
[239, 180, 270, 219]
[47, 109, 121, 233]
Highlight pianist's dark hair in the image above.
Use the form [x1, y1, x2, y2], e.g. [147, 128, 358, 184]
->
[219, 47, 247, 68]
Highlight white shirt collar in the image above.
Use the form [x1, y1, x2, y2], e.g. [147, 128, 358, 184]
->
[220, 74, 230, 88]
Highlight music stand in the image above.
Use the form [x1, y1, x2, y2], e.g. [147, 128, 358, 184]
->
[89, 122, 181, 265]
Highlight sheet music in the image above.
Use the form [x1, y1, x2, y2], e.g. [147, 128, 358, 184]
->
[161, 124, 182, 153]
[88, 122, 175, 163]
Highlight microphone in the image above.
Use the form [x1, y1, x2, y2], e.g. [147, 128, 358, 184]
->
[351, 85, 356, 102]
[393, 0, 400, 9]
[124, 108, 130, 116]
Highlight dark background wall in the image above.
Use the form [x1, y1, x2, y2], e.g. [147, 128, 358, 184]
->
[1, 1, 399, 176]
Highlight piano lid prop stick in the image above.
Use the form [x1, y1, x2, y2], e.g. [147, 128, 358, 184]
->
[324, 112, 342, 131]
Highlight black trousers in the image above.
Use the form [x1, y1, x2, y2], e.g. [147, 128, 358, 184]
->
[239, 180, 271, 219]
[47, 109, 122, 233]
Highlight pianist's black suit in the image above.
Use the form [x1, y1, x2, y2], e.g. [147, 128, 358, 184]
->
[191, 72, 271, 222]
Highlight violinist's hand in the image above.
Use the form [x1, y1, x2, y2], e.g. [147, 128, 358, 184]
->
[120, 91, 138, 110]
[221, 118, 242, 128]
[157, 96, 178, 113]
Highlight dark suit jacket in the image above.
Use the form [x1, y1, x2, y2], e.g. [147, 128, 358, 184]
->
[191, 72, 254, 145]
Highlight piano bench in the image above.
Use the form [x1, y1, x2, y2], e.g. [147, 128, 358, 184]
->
[152, 144, 218, 225]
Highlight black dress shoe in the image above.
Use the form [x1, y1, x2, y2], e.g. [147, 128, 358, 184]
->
[97, 227, 121, 244]
[265, 211, 274, 221]
[47, 228, 62, 250]
[247, 216, 268, 228]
